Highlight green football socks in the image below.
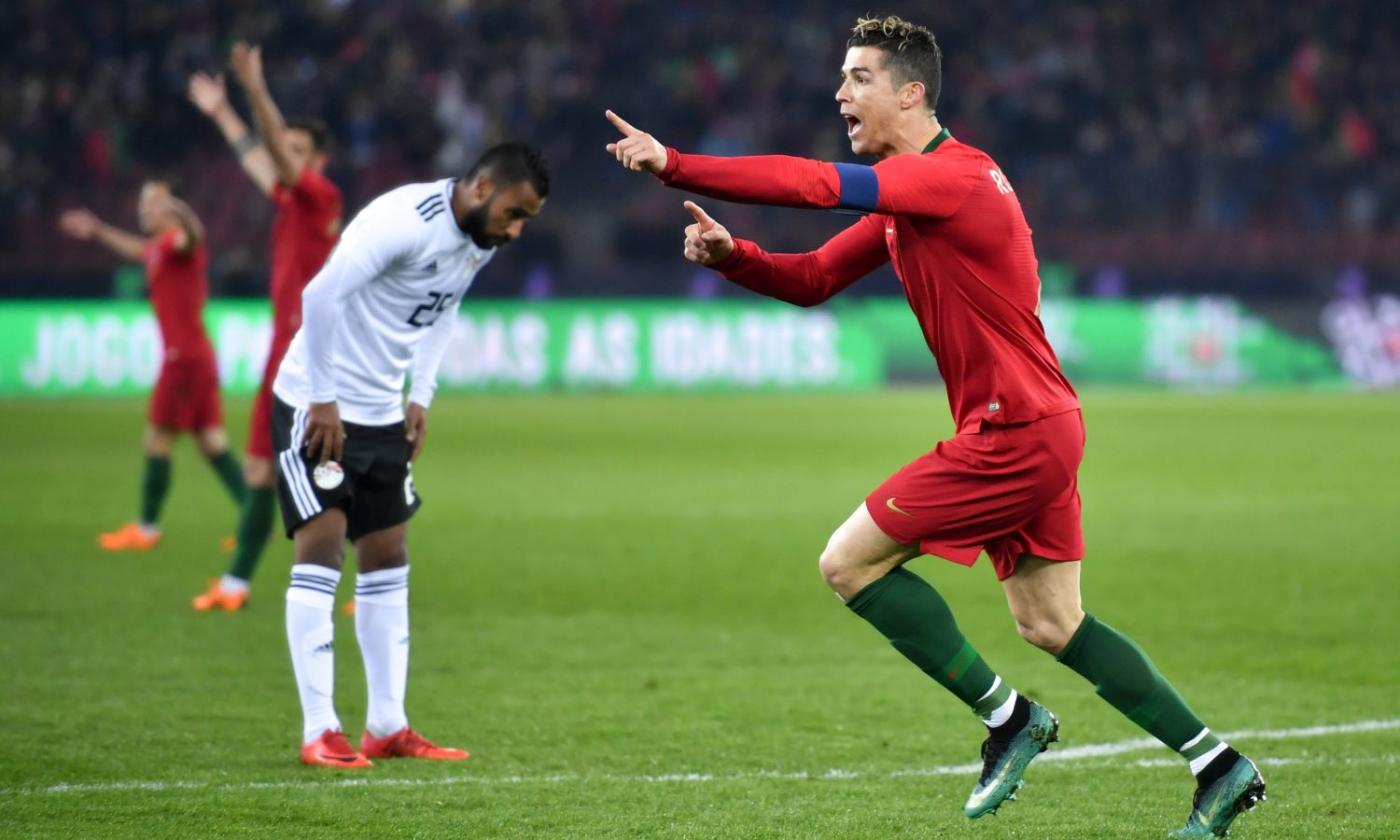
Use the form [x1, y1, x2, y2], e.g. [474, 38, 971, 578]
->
[1057, 613, 1223, 766]
[206, 450, 247, 505]
[140, 455, 172, 527]
[847, 577, 1224, 767]
[847, 566, 1001, 709]
[227, 486, 276, 583]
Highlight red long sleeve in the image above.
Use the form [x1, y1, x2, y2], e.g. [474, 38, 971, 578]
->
[659, 148, 841, 209]
[714, 214, 889, 307]
[660, 147, 977, 218]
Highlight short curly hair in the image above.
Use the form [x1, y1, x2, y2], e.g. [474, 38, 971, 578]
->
[847, 15, 942, 112]
[466, 142, 550, 198]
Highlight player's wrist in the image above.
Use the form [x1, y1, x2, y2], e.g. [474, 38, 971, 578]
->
[657, 147, 681, 182]
[710, 239, 744, 271]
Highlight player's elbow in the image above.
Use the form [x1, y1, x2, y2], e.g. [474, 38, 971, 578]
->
[785, 284, 835, 308]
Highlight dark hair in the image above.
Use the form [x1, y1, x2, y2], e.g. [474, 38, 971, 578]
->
[466, 142, 550, 198]
[285, 116, 331, 153]
[847, 15, 943, 112]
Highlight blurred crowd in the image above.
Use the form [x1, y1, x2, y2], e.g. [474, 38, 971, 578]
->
[3, 0, 1398, 294]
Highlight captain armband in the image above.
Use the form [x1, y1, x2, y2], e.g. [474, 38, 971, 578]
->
[832, 163, 879, 213]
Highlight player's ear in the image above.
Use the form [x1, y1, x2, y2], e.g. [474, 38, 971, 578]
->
[900, 80, 925, 110]
[471, 173, 494, 201]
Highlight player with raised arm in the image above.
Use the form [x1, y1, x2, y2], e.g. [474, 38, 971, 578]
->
[59, 183, 247, 551]
[187, 42, 342, 613]
[604, 15, 1264, 839]
[271, 143, 547, 767]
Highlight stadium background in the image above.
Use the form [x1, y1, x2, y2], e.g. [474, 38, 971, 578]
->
[2, 2, 1398, 838]
[4, 0, 1400, 395]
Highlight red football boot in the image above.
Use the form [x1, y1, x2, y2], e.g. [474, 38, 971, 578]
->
[99, 522, 161, 551]
[192, 578, 249, 612]
[360, 727, 469, 761]
[300, 729, 372, 768]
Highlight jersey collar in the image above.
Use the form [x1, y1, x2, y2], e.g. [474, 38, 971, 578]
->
[922, 126, 952, 153]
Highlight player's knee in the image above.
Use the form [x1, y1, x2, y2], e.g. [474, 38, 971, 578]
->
[293, 513, 348, 570]
[1015, 617, 1074, 655]
[360, 548, 407, 574]
[144, 426, 176, 456]
[244, 457, 274, 486]
[818, 540, 860, 595]
[197, 433, 229, 457]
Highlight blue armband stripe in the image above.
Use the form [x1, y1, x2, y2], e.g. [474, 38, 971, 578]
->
[833, 163, 879, 212]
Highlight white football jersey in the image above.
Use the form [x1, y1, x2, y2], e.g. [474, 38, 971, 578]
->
[274, 179, 495, 425]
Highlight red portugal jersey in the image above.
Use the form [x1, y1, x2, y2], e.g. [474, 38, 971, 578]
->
[660, 130, 1079, 435]
[143, 227, 214, 362]
[269, 169, 342, 339]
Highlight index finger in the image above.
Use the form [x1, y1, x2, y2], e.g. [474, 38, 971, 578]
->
[604, 109, 641, 136]
[683, 200, 716, 228]
[303, 425, 324, 463]
[315, 429, 333, 465]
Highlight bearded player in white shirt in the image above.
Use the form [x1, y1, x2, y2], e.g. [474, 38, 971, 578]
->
[271, 143, 548, 767]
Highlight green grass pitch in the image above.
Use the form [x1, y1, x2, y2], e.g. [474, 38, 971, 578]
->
[1, 390, 1398, 838]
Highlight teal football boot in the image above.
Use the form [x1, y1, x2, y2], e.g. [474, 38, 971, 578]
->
[963, 699, 1059, 818]
[1169, 750, 1266, 838]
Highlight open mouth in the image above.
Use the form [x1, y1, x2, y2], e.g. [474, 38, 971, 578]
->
[844, 114, 862, 137]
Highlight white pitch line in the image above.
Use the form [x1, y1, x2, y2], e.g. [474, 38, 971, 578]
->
[3, 717, 1397, 798]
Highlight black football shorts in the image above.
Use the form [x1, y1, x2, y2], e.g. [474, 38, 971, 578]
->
[272, 396, 421, 540]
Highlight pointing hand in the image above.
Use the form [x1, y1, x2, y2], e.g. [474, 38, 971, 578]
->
[681, 201, 734, 266]
[604, 110, 667, 174]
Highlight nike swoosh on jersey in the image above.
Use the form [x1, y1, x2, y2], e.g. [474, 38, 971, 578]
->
[886, 497, 914, 517]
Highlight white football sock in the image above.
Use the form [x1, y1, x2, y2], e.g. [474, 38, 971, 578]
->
[1189, 741, 1230, 775]
[982, 686, 1019, 728]
[356, 565, 410, 738]
[220, 574, 249, 595]
[286, 564, 342, 744]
